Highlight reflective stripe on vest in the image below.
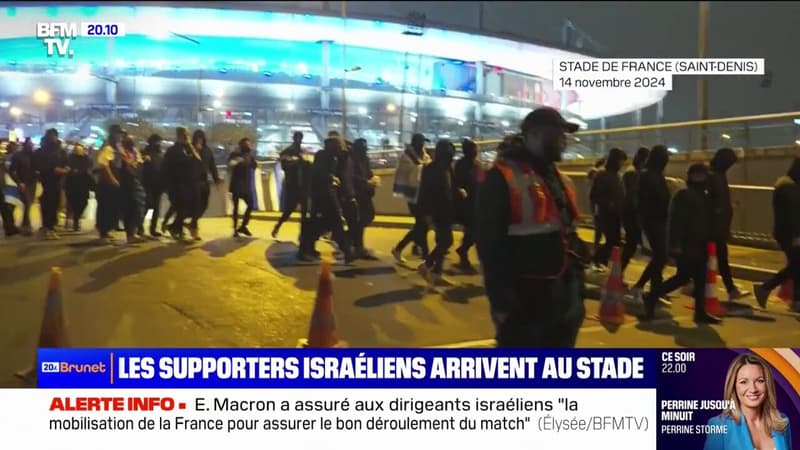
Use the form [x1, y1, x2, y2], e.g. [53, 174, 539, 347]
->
[497, 159, 564, 236]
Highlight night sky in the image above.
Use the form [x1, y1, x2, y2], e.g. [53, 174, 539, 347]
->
[329, 1, 800, 127]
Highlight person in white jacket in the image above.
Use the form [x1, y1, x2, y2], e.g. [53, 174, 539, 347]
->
[392, 133, 431, 263]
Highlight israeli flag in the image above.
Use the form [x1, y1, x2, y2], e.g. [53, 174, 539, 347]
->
[3, 173, 23, 208]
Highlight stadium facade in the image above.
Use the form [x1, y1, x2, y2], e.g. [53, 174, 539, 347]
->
[0, 4, 667, 155]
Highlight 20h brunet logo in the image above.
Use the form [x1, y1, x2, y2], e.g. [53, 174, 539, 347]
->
[41, 361, 108, 374]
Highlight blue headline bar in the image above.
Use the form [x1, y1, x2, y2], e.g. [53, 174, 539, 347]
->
[37, 348, 658, 389]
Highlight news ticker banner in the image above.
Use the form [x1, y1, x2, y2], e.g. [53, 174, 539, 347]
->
[0, 348, 795, 450]
[553, 58, 766, 91]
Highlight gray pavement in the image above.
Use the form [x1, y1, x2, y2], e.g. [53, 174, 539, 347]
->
[1, 217, 799, 388]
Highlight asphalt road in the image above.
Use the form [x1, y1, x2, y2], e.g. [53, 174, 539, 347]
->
[1, 217, 798, 388]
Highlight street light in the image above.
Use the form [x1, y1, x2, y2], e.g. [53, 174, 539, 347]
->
[386, 103, 397, 112]
[10, 106, 22, 117]
[33, 89, 51, 104]
[141, 98, 151, 110]
[0, 101, 9, 108]
[63, 99, 75, 107]
[358, 106, 367, 115]
[212, 99, 222, 109]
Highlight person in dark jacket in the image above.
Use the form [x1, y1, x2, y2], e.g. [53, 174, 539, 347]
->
[273, 131, 307, 238]
[621, 147, 650, 271]
[642, 163, 722, 324]
[630, 145, 671, 303]
[476, 108, 588, 347]
[95, 125, 124, 242]
[453, 138, 482, 271]
[228, 137, 257, 237]
[392, 133, 432, 263]
[754, 158, 800, 311]
[708, 147, 749, 300]
[140, 134, 164, 237]
[590, 147, 627, 268]
[118, 136, 146, 243]
[64, 143, 93, 231]
[300, 136, 354, 263]
[417, 139, 457, 283]
[162, 127, 202, 241]
[190, 129, 221, 241]
[351, 138, 379, 259]
[587, 157, 606, 269]
[9, 138, 36, 234]
[1, 143, 19, 237]
[34, 129, 69, 239]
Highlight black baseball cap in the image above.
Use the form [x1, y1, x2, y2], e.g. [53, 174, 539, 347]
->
[520, 107, 579, 134]
[411, 133, 430, 145]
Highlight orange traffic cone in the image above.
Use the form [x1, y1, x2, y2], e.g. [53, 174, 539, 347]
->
[15, 267, 68, 381]
[686, 242, 726, 316]
[599, 246, 625, 326]
[298, 259, 345, 348]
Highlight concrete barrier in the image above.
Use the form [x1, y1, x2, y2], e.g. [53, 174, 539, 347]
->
[253, 145, 799, 248]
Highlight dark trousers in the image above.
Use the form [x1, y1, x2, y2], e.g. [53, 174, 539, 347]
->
[20, 186, 33, 229]
[66, 189, 89, 229]
[40, 181, 61, 230]
[621, 214, 642, 270]
[593, 213, 622, 266]
[232, 193, 253, 230]
[96, 183, 119, 237]
[1, 192, 16, 235]
[121, 192, 142, 238]
[340, 197, 361, 251]
[647, 255, 707, 318]
[715, 239, 736, 292]
[762, 247, 800, 304]
[494, 265, 585, 348]
[191, 182, 210, 229]
[424, 217, 453, 274]
[592, 215, 603, 250]
[145, 190, 162, 234]
[275, 188, 309, 231]
[353, 195, 375, 251]
[456, 220, 475, 262]
[636, 224, 667, 292]
[396, 202, 429, 257]
[310, 203, 351, 258]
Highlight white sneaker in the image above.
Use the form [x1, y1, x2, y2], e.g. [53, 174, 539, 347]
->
[630, 287, 644, 304]
[392, 248, 406, 264]
[416, 262, 430, 282]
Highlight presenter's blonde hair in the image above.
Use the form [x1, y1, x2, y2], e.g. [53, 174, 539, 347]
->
[722, 353, 788, 433]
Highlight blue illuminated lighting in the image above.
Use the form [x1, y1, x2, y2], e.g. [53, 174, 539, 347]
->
[7, 7, 16, 17]
[263, 71, 273, 77]
[303, 74, 312, 79]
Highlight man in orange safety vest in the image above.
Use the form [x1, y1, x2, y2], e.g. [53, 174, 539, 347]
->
[476, 107, 590, 347]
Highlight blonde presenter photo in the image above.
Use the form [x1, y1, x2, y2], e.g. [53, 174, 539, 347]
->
[704, 354, 793, 450]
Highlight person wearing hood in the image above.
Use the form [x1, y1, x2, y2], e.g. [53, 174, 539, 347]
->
[417, 139, 457, 284]
[1, 142, 19, 237]
[621, 147, 650, 271]
[34, 129, 70, 239]
[273, 131, 309, 239]
[334, 135, 362, 259]
[9, 138, 36, 234]
[227, 137, 257, 238]
[64, 143, 93, 232]
[630, 145, 671, 303]
[118, 135, 146, 244]
[754, 158, 800, 312]
[476, 107, 589, 347]
[642, 163, 721, 324]
[299, 136, 354, 264]
[708, 147, 749, 300]
[589, 147, 627, 268]
[392, 133, 432, 263]
[162, 127, 202, 241]
[351, 138, 380, 260]
[453, 138, 482, 271]
[190, 129, 221, 241]
[587, 157, 606, 265]
[140, 134, 164, 237]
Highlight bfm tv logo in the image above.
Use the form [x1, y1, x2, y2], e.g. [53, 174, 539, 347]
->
[36, 23, 77, 57]
[41, 361, 107, 374]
